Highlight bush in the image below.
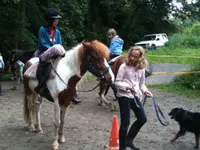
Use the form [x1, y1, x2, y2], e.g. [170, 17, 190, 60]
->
[173, 62, 200, 90]
[167, 33, 200, 49]
[0, 73, 14, 81]
[191, 22, 200, 36]
[166, 22, 200, 49]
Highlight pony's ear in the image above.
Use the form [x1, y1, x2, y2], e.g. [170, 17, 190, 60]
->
[82, 42, 91, 48]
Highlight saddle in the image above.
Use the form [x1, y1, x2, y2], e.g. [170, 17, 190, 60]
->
[24, 57, 61, 101]
[108, 56, 120, 65]
[24, 58, 60, 79]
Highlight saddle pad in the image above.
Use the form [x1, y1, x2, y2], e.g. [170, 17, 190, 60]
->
[24, 58, 61, 79]
[24, 62, 39, 79]
[108, 56, 120, 64]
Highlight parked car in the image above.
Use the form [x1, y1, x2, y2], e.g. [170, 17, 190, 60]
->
[135, 33, 169, 50]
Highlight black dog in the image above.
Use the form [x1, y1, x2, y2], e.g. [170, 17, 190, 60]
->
[168, 107, 200, 149]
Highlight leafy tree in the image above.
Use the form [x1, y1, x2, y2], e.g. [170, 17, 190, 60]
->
[0, 0, 182, 54]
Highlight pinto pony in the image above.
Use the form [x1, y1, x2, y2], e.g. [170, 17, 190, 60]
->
[98, 55, 126, 110]
[23, 40, 114, 150]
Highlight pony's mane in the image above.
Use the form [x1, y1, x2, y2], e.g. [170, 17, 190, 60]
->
[90, 40, 110, 60]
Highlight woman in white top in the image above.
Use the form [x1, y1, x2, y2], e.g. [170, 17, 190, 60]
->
[115, 46, 152, 150]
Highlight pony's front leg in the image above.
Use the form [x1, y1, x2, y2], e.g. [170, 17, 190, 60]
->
[58, 106, 67, 143]
[99, 93, 111, 106]
[35, 95, 43, 133]
[98, 81, 110, 106]
[52, 100, 61, 150]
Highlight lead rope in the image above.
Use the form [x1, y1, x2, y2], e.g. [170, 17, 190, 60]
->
[50, 59, 100, 92]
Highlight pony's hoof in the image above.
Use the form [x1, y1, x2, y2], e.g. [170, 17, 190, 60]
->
[35, 129, 43, 134]
[28, 126, 35, 132]
[52, 143, 59, 150]
[98, 102, 103, 106]
[170, 139, 175, 144]
[110, 108, 115, 112]
[34, 125, 43, 133]
[58, 136, 66, 143]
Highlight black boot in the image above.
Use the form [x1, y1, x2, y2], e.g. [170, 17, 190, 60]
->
[34, 82, 42, 93]
[127, 139, 140, 150]
[35, 60, 51, 94]
[71, 96, 81, 104]
[34, 82, 46, 94]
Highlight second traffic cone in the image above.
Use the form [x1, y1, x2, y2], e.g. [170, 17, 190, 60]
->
[108, 115, 119, 150]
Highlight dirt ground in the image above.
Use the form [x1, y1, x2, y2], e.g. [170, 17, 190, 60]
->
[0, 79, 200, 150]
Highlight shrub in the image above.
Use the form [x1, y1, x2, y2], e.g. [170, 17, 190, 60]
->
[167, 33, 200, 49]
[191, 22, 200, 36]
[173, 62, 200, 90]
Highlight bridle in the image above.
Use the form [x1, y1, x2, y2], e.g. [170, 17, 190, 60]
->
[87, 55, 110, 80]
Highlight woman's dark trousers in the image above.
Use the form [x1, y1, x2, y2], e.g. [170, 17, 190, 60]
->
[118, 96, 147, 149]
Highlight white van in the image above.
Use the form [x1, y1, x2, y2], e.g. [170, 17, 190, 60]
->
[135, 33, 169, 50]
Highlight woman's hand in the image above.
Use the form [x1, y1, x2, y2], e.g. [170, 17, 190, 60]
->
[144, 90, 153, 97]
[126, 87, 135, 93]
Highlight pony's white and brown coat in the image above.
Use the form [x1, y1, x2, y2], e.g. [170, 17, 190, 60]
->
[23, 40, 114, 150]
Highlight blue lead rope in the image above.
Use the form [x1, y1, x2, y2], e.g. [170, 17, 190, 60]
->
[143, 96, 169, 126]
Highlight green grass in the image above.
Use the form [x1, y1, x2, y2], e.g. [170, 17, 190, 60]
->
[86, 72, 95, 80]
[123, 48, 200, 65]
[149, 84, 200, 99]
[146, 48, 200, 64]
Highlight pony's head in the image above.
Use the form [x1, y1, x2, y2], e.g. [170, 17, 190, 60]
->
[82, 40, 114, 84]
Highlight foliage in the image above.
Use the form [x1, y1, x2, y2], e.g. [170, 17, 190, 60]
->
[163, 21, 200, 49]
[0, 73, 14, 81]
[0, 0, 178, 53]
[167, 34, 200, 49]
[191, 22, 200, 36]
[173, 61, 200, 90]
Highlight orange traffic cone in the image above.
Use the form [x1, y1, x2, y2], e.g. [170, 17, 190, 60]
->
[107, 115, 119, 150]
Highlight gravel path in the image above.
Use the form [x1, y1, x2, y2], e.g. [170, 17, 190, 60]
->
[0, 63, 199, 150]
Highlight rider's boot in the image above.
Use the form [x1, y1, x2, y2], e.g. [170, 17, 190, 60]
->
[71, 93, 81, 104]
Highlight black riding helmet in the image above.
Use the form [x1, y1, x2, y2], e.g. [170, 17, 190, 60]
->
[44, 8, 62, 20]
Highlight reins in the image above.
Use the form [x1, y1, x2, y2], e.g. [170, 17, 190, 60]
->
[50, 60, 100, 92]
[143, 96, 169, 126]
[76, 81, 100, 92]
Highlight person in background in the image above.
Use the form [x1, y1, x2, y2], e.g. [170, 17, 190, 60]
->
[0, 53, 5, 95]
[10, 59, 24, 90]
[107, 28, 124, 60]
[115, 46, 153, 150]
[33, 50, 39, 57]
[35, 7, 81, 104]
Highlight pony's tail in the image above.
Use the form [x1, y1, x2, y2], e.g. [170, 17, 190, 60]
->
[24, 94, 29, 123]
